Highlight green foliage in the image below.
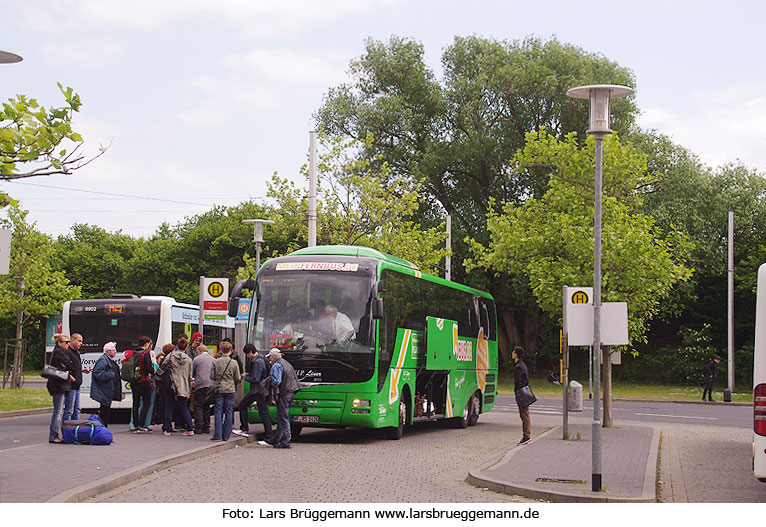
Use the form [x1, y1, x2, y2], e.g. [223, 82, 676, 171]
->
[267, 133, 447, 273]
[0, 207, 81, 345]
[466, 131, 693, 346]
[1, 84, 104, 181]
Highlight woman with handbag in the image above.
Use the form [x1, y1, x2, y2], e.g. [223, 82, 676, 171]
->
[46, 334, 76, 443]
[90, 341, 122, 427]
[209, 341, 241, 441]
[513, 346, 535, 445]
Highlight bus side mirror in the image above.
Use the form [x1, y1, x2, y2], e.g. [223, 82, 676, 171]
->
[372, 298, 384, 319]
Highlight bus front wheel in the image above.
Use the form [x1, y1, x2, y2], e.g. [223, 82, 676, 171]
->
[386, 398, 407, 440]
[467, 393, 480, 426]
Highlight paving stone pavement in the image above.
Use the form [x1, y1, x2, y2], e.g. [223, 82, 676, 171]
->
[84, 413, 545, 503]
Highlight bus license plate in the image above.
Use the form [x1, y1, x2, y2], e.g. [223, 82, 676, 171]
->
[292, 415, 319, 424]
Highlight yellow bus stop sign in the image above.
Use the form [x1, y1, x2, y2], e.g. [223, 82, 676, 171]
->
[571, 290, 590, 304]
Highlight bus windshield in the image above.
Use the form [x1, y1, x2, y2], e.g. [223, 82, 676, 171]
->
[69, 300, 161, 353]
[253, 270, 376, 384]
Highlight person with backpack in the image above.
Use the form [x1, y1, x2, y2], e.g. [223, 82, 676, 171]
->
[267, 348, 302, 449]
[125, 335, 155, 433]
[157, 337, 194, 436]
[232, 344, 274, 445]
[90, 341, 122, 427]
[209, 340, 241, 441]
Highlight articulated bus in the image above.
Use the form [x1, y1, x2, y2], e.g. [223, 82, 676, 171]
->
[61, 294, 233, 411]
[243, 245, 499, 439]
[754, 264, 766, 482]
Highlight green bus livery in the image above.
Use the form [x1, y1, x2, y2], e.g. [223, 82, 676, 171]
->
[245, 245, 499, 439]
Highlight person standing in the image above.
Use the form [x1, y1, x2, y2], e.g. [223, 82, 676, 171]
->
[90, 342, 122, 427]
[209, 341, 241, 441]
[702, 355, 722, 402]
[47, 334, 76, 443]
[130, 336, 155, 433]
[63, 333, 89, 422]
[267, 348, 301, 449]
[192, 343, 214, 434]
[233, 344, 274, 445]
[186, 332, 203, 360]
[513, 346, 532, 445]
[161, 338, 195, 436]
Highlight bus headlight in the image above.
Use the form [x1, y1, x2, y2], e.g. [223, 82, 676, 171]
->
[352, 399, 371, 408]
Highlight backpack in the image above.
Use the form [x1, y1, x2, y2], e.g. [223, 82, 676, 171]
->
[120, 350, 141, 383]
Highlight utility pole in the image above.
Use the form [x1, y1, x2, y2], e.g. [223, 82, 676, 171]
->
[728, 211, 735, 393]
[308, 131, 318, 247]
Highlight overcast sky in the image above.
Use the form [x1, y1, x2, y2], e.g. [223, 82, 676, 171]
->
[2, 0, 765, 238]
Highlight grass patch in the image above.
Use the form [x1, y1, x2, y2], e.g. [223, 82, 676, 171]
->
[0, 388, 52, 412]
[497, 372, 753, 403]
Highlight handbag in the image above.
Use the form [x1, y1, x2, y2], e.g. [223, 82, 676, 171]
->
[41, 363, 69, 381]
[515, 384, 537, 407]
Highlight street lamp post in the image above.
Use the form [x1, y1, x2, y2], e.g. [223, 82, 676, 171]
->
[243, 219, 275, 273]
[566, 84, 633, 493]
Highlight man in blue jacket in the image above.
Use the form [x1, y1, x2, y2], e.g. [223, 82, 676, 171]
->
[267, 348, 302, 449]
[233, 344, 274, 446]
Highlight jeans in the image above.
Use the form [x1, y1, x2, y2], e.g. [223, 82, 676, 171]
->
[132, 382, 153, 429]
[274, 392, 295, 447]
[238, 391, 273, 440]
[98, 404, 112, 427]
[194, 386, 212, 433]
[161, 386, 193, 432]
[63, 388, 81, 422]
[49, 392, 67, 441]
[213, 392, 235, 440]
[130, 387, 155, 429]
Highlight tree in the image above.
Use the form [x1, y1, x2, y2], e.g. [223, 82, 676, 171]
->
[0, 207, 81, 366]
[466, 131, 693, 356]
[317, 34, 639, 359]
[264, 133, 447, 274]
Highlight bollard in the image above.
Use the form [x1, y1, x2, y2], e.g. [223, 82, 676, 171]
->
[568, 380, 583, 411]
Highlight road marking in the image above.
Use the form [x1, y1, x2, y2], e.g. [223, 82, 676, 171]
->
[634, 412, 718, 421]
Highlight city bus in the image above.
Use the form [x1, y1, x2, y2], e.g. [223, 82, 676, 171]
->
[61, 294, 234, 411]
[242, 245, 498, 439]
[754, 263, 766, 482]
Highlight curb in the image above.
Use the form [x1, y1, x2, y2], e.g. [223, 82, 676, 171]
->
[46, 435, 253, 503]
[0, 408, 52, 418]
[467, 425, 659, 503]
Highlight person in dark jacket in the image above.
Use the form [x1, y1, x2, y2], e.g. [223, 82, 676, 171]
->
[513, 346, 532, 445]
[267, 348, 301, 449]
[90, 341, 122, 427]
[702, 355, 722, 402]
[233, 344, 274, 445]
[47, 334, 76, 443]
[129, 335, 155, 433]
[63, 333, 88, 422]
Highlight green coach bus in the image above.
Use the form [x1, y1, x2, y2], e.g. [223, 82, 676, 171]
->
[242, 245, 498, 439]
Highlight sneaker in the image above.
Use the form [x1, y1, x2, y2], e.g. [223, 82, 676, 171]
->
[518, 437, 531, 445]
[257, 440, 270, 446]
[163, 431, 171, 436]
[210, 437, 223, 441]
[232, 429, 249, 438]
[273, 443, 291, 449]
[183, 430, 194, 436]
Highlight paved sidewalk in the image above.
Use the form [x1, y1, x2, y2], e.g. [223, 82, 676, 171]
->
[0, 421, 251, 503]
[468, 422, 659, 502]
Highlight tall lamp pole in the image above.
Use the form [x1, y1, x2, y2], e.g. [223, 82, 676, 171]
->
[566, 84, 633, 492]
[243, 219, 275, 273]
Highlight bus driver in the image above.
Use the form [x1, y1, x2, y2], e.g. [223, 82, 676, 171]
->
[325, 304, 355, 343]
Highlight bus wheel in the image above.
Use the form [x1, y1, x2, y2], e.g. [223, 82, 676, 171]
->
[452, 399, 470, 429]
[467, 393, 480, 426]
[290, 422, 303, 438]
[386, 398, 407, 440]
